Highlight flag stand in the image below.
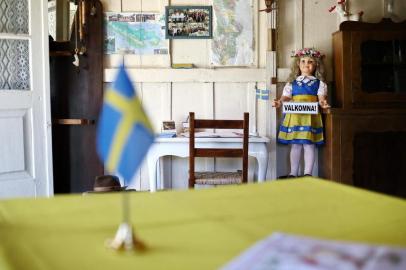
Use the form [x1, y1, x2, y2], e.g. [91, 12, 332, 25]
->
[98, 64, 154, 252]
[107, 192, 146, 251]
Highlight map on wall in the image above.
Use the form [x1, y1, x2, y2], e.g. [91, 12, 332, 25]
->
[104, 12, 168, 55]
[211, 0, 254, 66]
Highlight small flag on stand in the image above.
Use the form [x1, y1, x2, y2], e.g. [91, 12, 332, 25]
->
[256, 88, 270, 100]
[97, 64, 154, 251]
[97, 64, 154, 185]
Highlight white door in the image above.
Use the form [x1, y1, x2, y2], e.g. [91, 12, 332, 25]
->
[0, 0, 53, 198]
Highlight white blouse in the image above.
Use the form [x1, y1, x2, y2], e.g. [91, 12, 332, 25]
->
[282, 75, 327, 97]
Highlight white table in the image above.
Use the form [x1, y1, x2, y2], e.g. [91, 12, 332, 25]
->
[147, 136, 270, 192]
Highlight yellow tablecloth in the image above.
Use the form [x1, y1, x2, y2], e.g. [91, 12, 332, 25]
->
[0, 179, 405, 270]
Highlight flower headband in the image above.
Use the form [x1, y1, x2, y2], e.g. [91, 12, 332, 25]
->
[291, 48, 325, 59]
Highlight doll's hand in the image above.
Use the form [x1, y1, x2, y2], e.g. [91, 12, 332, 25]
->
[319, 100, 331, 109]
[272, 99, 281, 108]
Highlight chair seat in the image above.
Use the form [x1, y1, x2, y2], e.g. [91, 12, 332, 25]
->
[194, 171, 242, 185]
[188, 112, 249, 188]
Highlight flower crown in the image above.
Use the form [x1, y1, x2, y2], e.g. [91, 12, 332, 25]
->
[291, 48, 324, 59]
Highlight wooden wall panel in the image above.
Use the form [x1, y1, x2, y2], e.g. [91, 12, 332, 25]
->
[129, 83, 168, 191]
[303, 0, 336, 81]
[100, 0, 121, 11]
[124, 54, 171, 68]
[172, 40, 210, 67]
[141, 82, 171, 132]
[169, 0, 210, 5]
[145, 82, 169, 187]
[122, 0, 162, 11]
[171, 156, 194, 189]
[256, 82, 269, 136]
[104, 68, 266, 83]
[104, 55, 123, 68]
[258, 0, 267, 67]
[214, 82, 249, 120]
[172, 82, 214, 128]
[100, 0, 271, 190]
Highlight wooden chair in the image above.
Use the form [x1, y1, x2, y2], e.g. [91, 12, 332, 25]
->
[189, 112, 249, 188]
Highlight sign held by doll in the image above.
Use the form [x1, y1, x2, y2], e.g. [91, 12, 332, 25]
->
[282, 102, 318, 114]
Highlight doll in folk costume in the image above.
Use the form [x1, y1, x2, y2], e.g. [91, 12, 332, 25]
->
[272, 48, 330, 178]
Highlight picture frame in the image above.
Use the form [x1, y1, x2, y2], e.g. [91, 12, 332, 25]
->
[165, 6, 212, 39]
[162, 121, 176, 131]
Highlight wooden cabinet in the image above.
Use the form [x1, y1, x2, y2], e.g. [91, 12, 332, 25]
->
[50, 0, 104, 193]
[332, 19, 406, 109]
[321, 19, 406, 198]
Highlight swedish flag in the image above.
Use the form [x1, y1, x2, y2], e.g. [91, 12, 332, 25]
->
[97, 65, 154, 185]
[256, 88, 269, 100]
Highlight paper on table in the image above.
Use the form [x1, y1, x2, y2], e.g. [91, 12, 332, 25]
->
[221, 232, 406, 270]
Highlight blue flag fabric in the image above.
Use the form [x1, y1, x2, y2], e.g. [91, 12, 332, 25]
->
[97, 65, 154, 186]
[256, 89, 270, 100]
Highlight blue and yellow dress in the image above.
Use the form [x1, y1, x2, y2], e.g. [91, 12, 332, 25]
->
[278, 77, 324, 145]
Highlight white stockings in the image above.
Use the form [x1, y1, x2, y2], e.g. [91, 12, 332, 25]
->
[303, 144, 315, 175]
[289, 144, 315, 176]
[289, 144, 302, 176]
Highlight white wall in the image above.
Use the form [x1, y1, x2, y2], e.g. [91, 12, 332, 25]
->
[100, 0, 406, 189]
[101, 0, 271, 190]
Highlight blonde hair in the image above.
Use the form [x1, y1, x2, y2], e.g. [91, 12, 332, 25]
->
[287, 56, 326, 82]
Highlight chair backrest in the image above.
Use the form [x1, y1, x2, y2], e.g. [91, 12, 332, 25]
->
[188, 112, 249, 188]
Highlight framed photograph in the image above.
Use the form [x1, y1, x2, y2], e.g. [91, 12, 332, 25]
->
[162, 121, 175, 131]
[165, 6, 212, 39]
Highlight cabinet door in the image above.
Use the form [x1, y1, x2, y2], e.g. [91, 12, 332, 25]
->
[350, 31, 406, 108]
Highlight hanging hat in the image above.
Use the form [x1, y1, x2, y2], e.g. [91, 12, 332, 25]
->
[91, 175, 126, 192]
